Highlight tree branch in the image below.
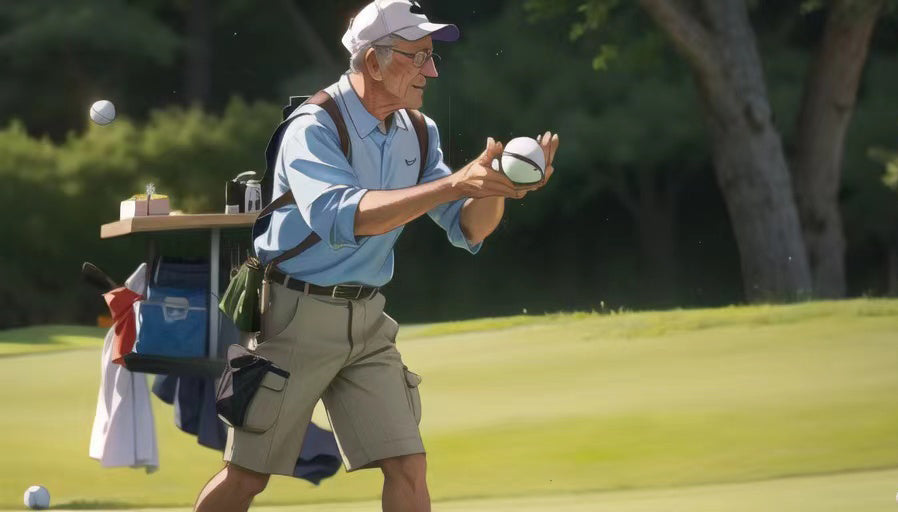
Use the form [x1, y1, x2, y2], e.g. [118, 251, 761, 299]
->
[636, 0, 718, 79]
[277, 0, 341, 71]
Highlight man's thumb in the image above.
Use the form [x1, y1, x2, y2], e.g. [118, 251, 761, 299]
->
[479, 137, 502, 165]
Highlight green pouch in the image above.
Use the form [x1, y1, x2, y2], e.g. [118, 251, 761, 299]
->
[219, 256, 264, 333]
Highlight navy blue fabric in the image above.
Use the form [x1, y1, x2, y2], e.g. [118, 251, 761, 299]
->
[151, 374, 341, 483]
[153, 257, 210, 289]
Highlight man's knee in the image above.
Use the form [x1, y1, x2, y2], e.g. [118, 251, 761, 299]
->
[379, 453, 427, 487]
[224, 462, 271, 496]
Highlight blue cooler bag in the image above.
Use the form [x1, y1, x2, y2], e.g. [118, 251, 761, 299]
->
[135, 259, 209, 358]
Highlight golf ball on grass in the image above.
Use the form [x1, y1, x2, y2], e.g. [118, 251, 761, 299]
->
[24, 485, 50, 509]
[90, 100, 116, 125]
[491, 136, 546, 185]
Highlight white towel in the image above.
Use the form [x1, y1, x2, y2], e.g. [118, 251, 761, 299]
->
[89, 263, 159, 473]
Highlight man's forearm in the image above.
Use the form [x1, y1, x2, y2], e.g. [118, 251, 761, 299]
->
[354, 175, 463, 236]
[459, 196, 504, 245]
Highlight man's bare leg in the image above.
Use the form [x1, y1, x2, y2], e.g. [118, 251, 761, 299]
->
[194, 462, 270, 512]
[379, 454, 430, 512]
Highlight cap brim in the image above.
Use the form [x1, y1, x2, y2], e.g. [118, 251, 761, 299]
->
[394, 22, 459, 42]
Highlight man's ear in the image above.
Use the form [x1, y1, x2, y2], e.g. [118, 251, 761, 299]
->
[365, 48, 384, 82]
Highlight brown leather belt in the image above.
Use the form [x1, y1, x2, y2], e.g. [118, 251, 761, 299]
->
[267, 266, 379, 300]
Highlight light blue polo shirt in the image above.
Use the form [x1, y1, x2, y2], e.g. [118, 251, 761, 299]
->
[253, 72, 482, 287]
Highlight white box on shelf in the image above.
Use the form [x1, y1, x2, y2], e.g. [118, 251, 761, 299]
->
[120, 195, 171, 220]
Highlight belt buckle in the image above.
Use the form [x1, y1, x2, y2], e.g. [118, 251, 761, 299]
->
[331, 284, 363, 300]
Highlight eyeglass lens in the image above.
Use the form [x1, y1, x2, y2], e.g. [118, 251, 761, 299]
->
[415, 51, 440, 67]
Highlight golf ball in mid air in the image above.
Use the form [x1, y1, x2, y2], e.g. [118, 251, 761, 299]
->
[491, 136, 546, 185]
[90, 100, 116, 125]
[23, 485, 50, 510]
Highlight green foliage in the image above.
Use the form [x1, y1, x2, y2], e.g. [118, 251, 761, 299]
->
[525, 0, 628, 72]
[798, 0, 898, 15]
[2, 0, 896, 328]
[570, 0, 620, 41]
[869, 146, 898, 190]
[886, 160, 898, 189]
[800, 0, 826, 14]
[591, 43, 619, 70]
[0, 98, 281, 327]
[445, 3, 704, 219]
[0, 0, 183, 139]
[0, 0, 179, 64]
[838, 55, 898, 252]
[874, 0, 897, 14]
[522, 0, 575, 22]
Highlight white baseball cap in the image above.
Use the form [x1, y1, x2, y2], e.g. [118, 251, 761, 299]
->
[341, 0, 460, 54]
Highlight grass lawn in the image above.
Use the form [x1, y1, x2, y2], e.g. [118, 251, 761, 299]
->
[0, 299, 896, 509]
[36, 467, 894, 512]
[0, 325, 106, 357]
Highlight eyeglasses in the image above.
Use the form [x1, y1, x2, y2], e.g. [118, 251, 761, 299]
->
[376, 46, 441, 68]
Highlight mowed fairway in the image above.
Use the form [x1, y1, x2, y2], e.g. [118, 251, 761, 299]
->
[0, 299, 896, 510]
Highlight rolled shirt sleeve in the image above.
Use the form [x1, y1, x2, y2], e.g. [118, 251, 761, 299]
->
[281, 110, 369, 250]
[418, 116, 483, 254]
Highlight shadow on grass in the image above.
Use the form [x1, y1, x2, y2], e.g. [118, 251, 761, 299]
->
[0, 325, 106, 345]
[53, 499, 135, 509]
[0, 328, 60, 344]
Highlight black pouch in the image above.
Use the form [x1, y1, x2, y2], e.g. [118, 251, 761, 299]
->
[215, 344, 290, 429]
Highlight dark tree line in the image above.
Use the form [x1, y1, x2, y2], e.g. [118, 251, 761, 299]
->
[1, 0, 896, 328]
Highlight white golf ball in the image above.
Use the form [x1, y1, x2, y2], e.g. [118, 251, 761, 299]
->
[90, 100, 116, 125]
[491, 136, 545, 185]
[23, 485, 50, 510]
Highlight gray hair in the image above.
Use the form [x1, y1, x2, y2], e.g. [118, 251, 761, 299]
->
[349, 33, 410, 73]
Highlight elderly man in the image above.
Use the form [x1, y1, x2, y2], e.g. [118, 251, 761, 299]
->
[194, 1, 559, 511]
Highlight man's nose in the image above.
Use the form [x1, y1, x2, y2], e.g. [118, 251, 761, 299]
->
[421, 56, 438, 78]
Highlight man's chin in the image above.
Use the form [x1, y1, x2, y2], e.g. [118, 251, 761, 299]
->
[408, 89, 425, 108]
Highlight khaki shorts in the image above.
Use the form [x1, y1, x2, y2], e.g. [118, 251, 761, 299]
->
[222, 281, 424, 476]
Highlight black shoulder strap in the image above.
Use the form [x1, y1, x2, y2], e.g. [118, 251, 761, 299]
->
[406, 109, 429, 183]
[252, 91, 350, 266]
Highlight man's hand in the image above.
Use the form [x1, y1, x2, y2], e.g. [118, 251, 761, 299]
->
[535, 130, 560, 189]
[451, 137, 541, 199]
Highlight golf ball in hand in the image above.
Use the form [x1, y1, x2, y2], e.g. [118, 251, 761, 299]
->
[90, 100, 116, 125]
[491, 136, 545, 185]
[24, 485, 50, 509]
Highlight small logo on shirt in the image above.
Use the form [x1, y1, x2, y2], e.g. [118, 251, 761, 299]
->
[405, 157, 417, 166]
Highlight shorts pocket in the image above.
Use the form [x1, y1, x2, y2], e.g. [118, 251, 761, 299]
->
[383, 312, 399, 344]
[241, 370, 288, 433]
[257, 287, 300, 345]
[402, 366, 422, 425]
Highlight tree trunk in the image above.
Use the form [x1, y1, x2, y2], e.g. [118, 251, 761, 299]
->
[184, 0, 212, 106]
[636, 170, 679, 306]
[791, 0, 884, 298]
[638, 0, 812, 301]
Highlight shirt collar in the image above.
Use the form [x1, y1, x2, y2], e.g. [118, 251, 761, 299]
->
[338, 73, 408, 138]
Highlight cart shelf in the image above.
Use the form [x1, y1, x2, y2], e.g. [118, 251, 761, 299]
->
[101, 213, 257, 239]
